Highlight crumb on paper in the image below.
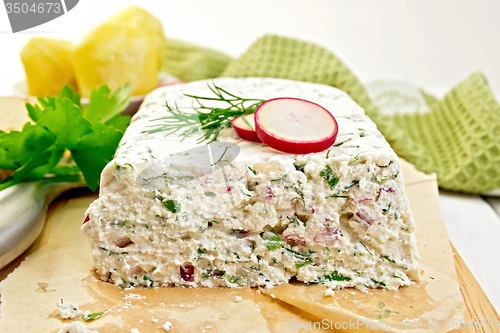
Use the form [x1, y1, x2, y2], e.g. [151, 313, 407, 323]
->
[179, 304, 185, 308]
[324, 288, 335, 297]
[220, 316, 226, 320]
[205, 326, 213, 330]
[57, 300, 82, 319]
[57, 321, 98, 333]
[351, 291, 356, 295]
[124, 293, 144, 300]
[235, 296, 242, 302]
[162, 321, 173, 331]
[270, 294, 275, 298]
[131, 329, 140, 333]
[152, 318, 159, 323]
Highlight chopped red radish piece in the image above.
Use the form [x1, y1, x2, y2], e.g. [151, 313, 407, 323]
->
[231, 114, 261, 142]
[179, 264, 195, 282]
[255, 98, 338, 154]
[284, 233, 306, 246]
[83, 214, 90, 225]
[355, 209, 387, 225]
[313, 227, 339, 246]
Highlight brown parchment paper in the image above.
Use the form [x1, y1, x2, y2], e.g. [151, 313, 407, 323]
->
[0, 160, 465, 333]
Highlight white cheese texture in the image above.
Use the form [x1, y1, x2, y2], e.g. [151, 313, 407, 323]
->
[57, 321, 98, 333]
[83, 78, 420, 291]
[57, 300, 82, 319]
[162, 322, 173, 331]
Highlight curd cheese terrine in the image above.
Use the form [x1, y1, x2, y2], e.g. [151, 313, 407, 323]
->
[83, 78, 420, 290]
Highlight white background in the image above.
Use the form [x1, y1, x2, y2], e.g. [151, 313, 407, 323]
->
[1, 0, 500, 312]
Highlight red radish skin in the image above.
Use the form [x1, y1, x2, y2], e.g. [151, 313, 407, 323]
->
[231, 113, 261, 142]
[255, 98, 338, 154]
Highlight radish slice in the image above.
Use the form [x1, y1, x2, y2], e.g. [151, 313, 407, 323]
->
[255, 98, 338, 154]
[231, 113, 261, 142]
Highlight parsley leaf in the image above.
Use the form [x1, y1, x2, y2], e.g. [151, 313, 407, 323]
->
[71, 123, 125, 190]
[84, 83, 131, 124]
[0, 84, 130, 191]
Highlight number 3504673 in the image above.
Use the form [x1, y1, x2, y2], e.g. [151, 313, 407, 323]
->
[5, 2, 62, 14]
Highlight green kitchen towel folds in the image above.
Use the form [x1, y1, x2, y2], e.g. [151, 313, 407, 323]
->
[164, 36, 500, 193]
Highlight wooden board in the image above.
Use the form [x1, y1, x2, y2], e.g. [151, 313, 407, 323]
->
[451, 244, 500, 333]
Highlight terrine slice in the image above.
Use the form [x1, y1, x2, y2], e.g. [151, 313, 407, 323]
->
[82, 78, 420, 290]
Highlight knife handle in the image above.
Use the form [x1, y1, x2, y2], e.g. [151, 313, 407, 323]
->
[0, 181, 82, 269]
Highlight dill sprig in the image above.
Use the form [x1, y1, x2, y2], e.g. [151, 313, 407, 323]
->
[146, 82, 265, 143]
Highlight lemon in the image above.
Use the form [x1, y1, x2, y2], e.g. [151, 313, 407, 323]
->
[20, 37, 77, 96]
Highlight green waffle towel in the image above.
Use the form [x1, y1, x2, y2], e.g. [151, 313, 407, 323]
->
[162, 39, 232, 82]
[163, 35, 500, 194]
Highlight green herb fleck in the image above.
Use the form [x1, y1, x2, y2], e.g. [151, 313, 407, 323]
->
[270, 173, 288, 182]
[143, 276, 154, 287]
[308, 271, 351, 285]
[325, 195, 349, 199]
[285, 248, 312, 268]
[292, 215, 301, 227]
[294, 164, 305, 173]
[371, 278, 386, 287]
[120, 221, 132, 229]
[196, 213, 219, 224]
[248, 166, 256, 175]
[342, 180, 360, 192]
[83, 312, 104, 321]
[229, 275, 241, 284]
[382, 203, 392, 215]
[164, 199, 181, 213]
[100, 247, 118, 256]
[320, 165, 339, 189]
[360, 241, 373, 256]
[260, 229, 284, 251]
[294, 186, 306, 211]
[382, 256, 396, 263]
[333, 138, 351, 147]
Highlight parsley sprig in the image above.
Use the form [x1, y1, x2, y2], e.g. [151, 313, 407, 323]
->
[0, 84, 131, 191]
[146, 82, 265, 143]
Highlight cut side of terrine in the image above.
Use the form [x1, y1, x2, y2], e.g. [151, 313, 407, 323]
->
[82, 78, 420, 290]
